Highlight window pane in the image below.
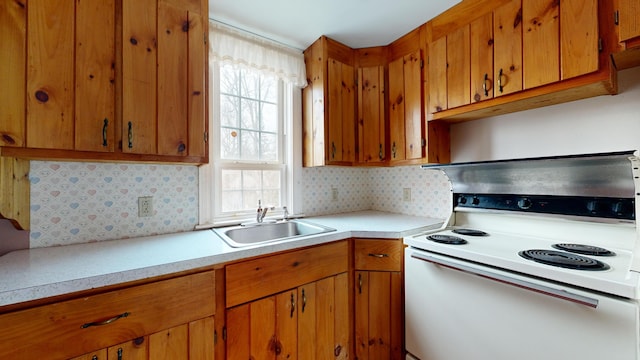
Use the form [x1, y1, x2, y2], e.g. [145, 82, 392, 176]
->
[260, 132, 278, 161]
[242, 170, 262, 190]
[263, 170, 280, 189]
[220, 94, 239, 128]
[220, 128, 240, 159]
[240, 130, 260, 160]
[221, 190, 242, 212]
[262, 190, 280, 207]
[241, 99, 260, 131]
[262, 103, 278, 132]
[243, 190, 261, 211]
[221, 170, 242, 190]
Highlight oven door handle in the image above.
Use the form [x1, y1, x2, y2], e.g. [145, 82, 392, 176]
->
[411, 252, 599, 308]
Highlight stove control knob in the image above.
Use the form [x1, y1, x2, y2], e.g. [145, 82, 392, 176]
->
[471, 197, 480, 205]
[457, 195, 468, 205]
[612, 201, 631, 215]
[587, 200, 605, 214]
[517, 198, 532, 210]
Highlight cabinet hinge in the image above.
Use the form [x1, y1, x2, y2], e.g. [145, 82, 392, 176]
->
[222, 326, 227, 341]
[614, 10, 620, 26]
[422, 138, 426, 147]
[214, 329, 217, 345]
[204, 131, 208, 143]
[204, 32, 208, 45]
[598, 38, 603, 52]
[420, 59, 424, 69]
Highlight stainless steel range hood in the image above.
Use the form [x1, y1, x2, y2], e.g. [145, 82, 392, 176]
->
[422, 151, 639, 198]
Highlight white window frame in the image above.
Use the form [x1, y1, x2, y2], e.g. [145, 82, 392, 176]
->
[199, 63, 300, 227]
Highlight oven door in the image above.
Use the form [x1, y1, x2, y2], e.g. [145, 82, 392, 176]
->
[405, 248, 640, 360]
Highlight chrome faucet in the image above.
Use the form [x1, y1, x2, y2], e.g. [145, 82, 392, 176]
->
[256, 200, 274, 223]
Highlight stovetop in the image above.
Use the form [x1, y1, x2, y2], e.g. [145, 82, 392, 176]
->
[405, 211, 640, 299]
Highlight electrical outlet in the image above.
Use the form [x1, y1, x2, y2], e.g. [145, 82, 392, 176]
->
[403, 188, 411, 202]
[138, 196, 153, 217]
[331, 187, 339, 201]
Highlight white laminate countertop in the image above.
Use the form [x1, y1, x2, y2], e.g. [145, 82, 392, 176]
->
[0, 210, 443, 308]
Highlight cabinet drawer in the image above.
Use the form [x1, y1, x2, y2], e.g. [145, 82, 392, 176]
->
[354, 239, 403, 271]
[0, 271, 215, 360]
[226, 241, 348, 308]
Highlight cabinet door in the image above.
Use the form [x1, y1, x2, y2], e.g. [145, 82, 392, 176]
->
[619, 0, 640, 42]
[389, 51, 423, 162]
[494, 0, 523, 97]
[122, 0, 157, 155]
[298, 274, 349, 359]
[149, 324, 189, 359]
[428, 36, 447, 113]
[226, 292, 296, 360]
[470, 12, 494, 103]
[358, 66, 385, 163]
[189, 316, 216, 360]
[523, 0, 559, 89]
[403, 51, 423, 161]
[388, 57, 406, 161]
[26, 0, 75, 149]
[446, 25, 470, 109]
[0, 0, 26, 147]
[328, 58, 356, 163]
[561, 0, 598, 80]
[157, 0, 206, 157]
[75, 0, 116, 152]
[355, 271, 403, 360]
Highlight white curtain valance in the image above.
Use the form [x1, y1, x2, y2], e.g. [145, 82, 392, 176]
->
[209, 21, 307, 88]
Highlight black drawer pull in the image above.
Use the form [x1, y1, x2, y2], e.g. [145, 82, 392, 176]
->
[81, 312, 130, 328]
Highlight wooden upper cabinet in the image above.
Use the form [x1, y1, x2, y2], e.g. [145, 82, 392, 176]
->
[427, 36, 447, 113]
[26, 0, 76, 150]
[302, 36, 356, 167]
[618, 0, 640, 42]
[0, 0, 26, 147]
[446, 25, 471, 109]
[0, 0, 207, 163]
[470, 13, 495, 103]
[328, 58, 356, 163]
[24, 0, 115, 152]
[123, 0, 207, 158]
[75, 0, 116, 153]
[523, 0, 560, 89]
[122, 0, 157, 155]
[493, 0, 523, 97]
[358, 65, 386, 164]
[612, 0, 640, 70]
[427, 0, 614, 122]
[561, 0, 599, 80]
[389, 51, 423, 162]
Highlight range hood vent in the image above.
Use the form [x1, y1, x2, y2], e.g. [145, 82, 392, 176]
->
[422, 151, 638, 198]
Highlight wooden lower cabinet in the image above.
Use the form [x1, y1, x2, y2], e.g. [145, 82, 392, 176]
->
[0, 271, 216, 360]
[70, 317, 215, 360]
[226, 274, 349, 359]
[224, 241, 350, 359]
[353, 239, 404, 360]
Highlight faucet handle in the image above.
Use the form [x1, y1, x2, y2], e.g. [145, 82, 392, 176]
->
[283, 206, 289, 220]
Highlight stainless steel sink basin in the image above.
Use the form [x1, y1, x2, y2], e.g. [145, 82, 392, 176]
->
[213, 220, 336, 247]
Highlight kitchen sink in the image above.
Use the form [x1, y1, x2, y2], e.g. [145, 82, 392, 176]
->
[213, 219, 336, 248]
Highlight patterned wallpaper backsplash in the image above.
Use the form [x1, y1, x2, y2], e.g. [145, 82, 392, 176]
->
[28, 161, 452, 247]
[29, 162, 199, 248]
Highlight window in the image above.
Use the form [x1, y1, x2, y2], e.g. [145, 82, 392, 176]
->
[212, 64, 291, 222]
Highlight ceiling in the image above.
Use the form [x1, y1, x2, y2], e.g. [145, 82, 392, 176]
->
[209, 0, 461, 51]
